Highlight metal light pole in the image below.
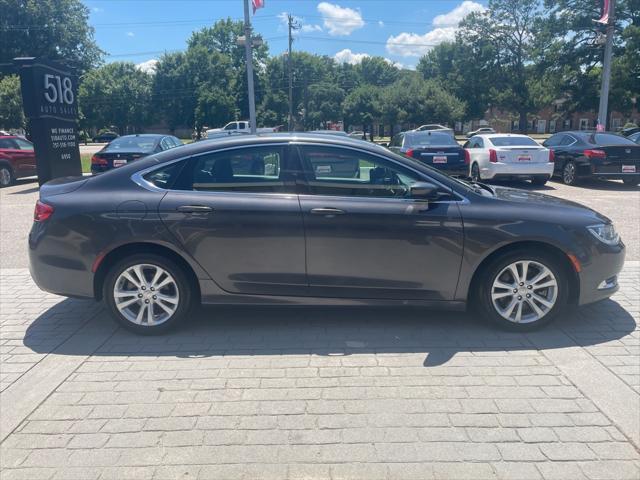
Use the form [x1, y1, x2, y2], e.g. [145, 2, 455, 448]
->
[597, 0, 615, 131]
[287, 14, 299, 132]
[242, 0, 257, 134]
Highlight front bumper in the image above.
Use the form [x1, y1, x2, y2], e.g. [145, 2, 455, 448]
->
[576, 241, 626, 306]
[481, 162, 554, 180]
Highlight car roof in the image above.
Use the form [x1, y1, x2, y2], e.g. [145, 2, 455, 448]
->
[116, 134, 168, 139]
[477, 133, 532, 139]
[148, 133, 387, 162]
[0, 135, 19, 139]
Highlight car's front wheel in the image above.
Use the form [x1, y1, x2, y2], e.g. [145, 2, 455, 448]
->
[475, 250, 568, 331]
[104, 254, 193, 334]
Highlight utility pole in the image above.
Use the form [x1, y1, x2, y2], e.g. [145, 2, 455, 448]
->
[242, 0, 257, 134]
[287, 14, 299, 132]
[597, 0, 615, 131]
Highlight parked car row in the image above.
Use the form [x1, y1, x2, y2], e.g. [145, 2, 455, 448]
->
[91, 134, 183, 174]
[386, 129, 640, 187]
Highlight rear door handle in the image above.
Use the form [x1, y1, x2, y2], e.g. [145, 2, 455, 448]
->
[310, 207, 345, 216]
[177, 205, 213, 213]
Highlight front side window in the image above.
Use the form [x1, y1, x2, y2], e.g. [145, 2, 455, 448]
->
[298, 146, 422, 198]
[173, 146, 286, 193]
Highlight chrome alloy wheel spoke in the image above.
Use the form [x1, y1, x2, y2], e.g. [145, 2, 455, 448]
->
[491, 260, 558, 324]
[113, 264, 179, 326]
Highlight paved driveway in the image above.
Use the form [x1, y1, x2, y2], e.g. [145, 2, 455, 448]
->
[0, 177, 639, 479]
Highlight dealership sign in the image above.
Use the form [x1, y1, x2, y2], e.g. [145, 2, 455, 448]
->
[14, 58, 82, 184]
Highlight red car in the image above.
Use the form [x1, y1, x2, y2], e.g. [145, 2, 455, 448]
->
[0, 135, 37, 187]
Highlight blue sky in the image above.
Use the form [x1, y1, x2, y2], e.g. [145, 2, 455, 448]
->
[84, 0, 487, 70]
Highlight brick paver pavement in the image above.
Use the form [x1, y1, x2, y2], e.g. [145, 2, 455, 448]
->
[0, 264, 639, 479]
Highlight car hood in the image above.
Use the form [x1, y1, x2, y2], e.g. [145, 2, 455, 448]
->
[489, 185, 612, 225]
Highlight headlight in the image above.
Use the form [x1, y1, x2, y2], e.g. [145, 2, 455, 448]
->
[587, 223, 620, 246]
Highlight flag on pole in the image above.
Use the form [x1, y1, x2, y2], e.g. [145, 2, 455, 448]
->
[596, 0, 610, 24]
[252, 0, 264, 14]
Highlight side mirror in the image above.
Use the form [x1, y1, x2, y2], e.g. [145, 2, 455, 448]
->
[409, 181, 440, 200]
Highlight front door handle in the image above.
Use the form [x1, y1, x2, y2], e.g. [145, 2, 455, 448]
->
[310, 207, 345, 216]
[177, 205, 213, 213]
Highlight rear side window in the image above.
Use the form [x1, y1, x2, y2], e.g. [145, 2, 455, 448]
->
[169, 146, 287, 193]
[490, 136, 539, 147]
[143, 161, 186, 189]
[560, 135, 576, 146]
[590, 133, 636, 146]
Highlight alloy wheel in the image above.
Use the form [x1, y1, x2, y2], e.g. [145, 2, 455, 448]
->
[563, 162, 576, 185]
[490, 260, 558, 323]
[113, 264, 180, 326]
[0, 168, 11, 187]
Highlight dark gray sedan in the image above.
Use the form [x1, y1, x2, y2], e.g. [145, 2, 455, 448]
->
[29, 134, 625, 334]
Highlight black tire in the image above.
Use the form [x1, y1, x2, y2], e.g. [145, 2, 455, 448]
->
[0, 164, 14, 188]
[474, 249, 569, 331]
[622, 177, 639, 187]
[531, 177, 548, 187]
[103, 253, 194, 335]
[470, 163, 481, 182]
[562, 161, 579, 185]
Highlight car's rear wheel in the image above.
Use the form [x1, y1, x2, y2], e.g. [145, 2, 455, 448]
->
[470, 163, 481, 182]
[0, 165, 14, 187]
[475, 250, 568, 331]
[562, 161, 578, 185]
[104, 254, 193, 334]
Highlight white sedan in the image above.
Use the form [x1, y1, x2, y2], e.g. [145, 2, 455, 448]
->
[464, 134, 555, 186]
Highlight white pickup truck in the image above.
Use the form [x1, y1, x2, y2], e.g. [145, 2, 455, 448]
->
[205, 121, 279, 139]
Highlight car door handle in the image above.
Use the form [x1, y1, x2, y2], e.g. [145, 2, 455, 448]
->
[310, 207, 345, 216]
[177, 205, 213, 213]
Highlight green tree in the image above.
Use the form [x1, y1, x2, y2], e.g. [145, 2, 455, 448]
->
[0, 75, 24, 129]
[343, 85, 381, 138]
[307, 83, 345, 129]
[79, 62, 154, 134]
[0, 0, 103, 73]
[418, 39, 496, 120]
[459, 0, 546, 130]
[356, 57, 399, 87]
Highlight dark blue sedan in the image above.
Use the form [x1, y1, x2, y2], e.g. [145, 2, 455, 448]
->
[91, 134, 182, 174]
[389, 131, 469, 178]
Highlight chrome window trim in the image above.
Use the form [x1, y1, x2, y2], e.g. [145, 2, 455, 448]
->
[131, 140, 469, 204]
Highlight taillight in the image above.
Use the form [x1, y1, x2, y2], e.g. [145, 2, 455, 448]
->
[34, 200, 54, 222]
[489, 149, 498, 163]
[584, 149, 606, 159]
[463, 149, 471, 165]
[405, 148, 415, 158]
[548, 149, 555, 163]
[91, 154, 108, 166]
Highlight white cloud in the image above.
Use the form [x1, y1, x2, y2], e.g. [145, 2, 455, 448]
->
[126, 31, 135, 37]
[334, 48, 370, 65]
[92, 7, 104, 13]
[384, 58, 404, 69]
[317, 2, 365, 36]
[433, 0, 485, 26]
[386, 1, 484, 57]
[378, 20, 385, 28]
[136, 59, 158, 74]
[300, 24, 323, 33]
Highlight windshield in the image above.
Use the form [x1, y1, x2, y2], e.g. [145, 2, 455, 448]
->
[589, 133, 636, 146]
[104, 136, 158, 152]
[490, 136, 540, 147]
[405, 132, 457, 147]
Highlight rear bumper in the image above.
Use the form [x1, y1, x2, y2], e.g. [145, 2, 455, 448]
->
[28, 222, 95, 299]
[482, 162, 554, 180]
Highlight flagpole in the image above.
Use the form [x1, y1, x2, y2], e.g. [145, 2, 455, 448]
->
[597, 0, 615, 132]
[243, 0, 257, 134]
